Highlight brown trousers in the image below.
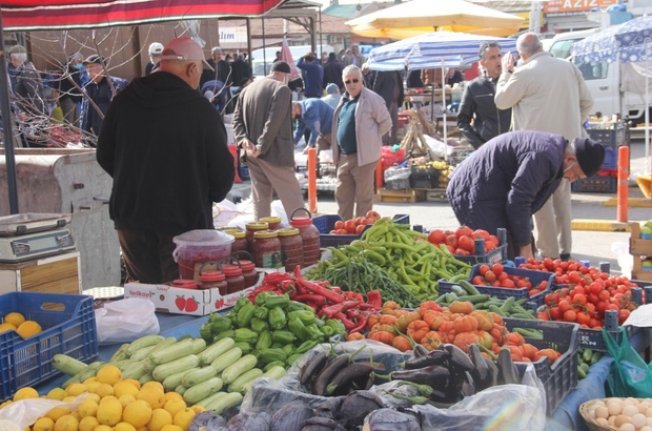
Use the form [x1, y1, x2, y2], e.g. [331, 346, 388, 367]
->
[246, 156, 305, 220]
[335, 153, 376, 220]
[118, 228, 179, 284]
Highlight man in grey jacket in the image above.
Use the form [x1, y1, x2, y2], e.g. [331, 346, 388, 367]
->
[233, 61, 305, 220]
[495, 32, 593, 260]
[332, 65, 392, 219]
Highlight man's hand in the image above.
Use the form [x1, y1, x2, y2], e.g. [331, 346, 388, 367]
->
[242, 140, 261, 159]
[501, 52, 516, 74]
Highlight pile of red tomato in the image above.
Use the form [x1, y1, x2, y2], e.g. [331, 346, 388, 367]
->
[329, 210, 382, 235]
[472, 263, 549, 298]
[426, 226, 501, 256]
[521, 258, 640, 328]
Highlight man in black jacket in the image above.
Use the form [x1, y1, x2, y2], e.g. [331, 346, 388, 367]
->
[97, 37, 234, 284]
[447, 131, 604, 259]
[322, 53, 343, 91]
[457, 42, 511, 149]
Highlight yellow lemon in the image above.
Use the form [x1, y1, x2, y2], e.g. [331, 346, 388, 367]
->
[122, 400, 152, 429]
[0, 322, 16, 333]
[118, 394, 136, 407]
[32, 417, 55, 431]
[190, 405, 206, 414]
[62, 396, 76, 403]
[96, 364, 121, 385]
[140, 381, 164, 394]
[113, 381, 139, 398]
[77, 398, 98, 418]
[122, 379, 141, 390]
[163, 392, 183, 403]
[84, 381, 100, 395]
[136, 388, 165, 409]
[160, 426, 183, 431]
[65, 383, 87, 397]
[96, 395, 122, 426]
[77, 416, 98, 431]
[13, 386, 39, 401]
[46, 387, 67, 401]
[53, 414, 78, 431]
[81, 377, 97, 385]
[163, 399, 186, 417]
[113, 422, 136, 431]
[94, 426, 112, 431]
[94, 383, 114, 398]
[16, 320, 42, 339]
[46, 407, 71, 422]
[83, 392, 100, 403]
[147, 409, 172, 431]
[4, 311, 25, 327]
[172, 408, 195, 430]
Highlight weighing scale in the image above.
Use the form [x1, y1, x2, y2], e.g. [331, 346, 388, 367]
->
[0, 213, 76, 263]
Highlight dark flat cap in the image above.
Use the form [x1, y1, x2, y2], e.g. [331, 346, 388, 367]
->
[574, 137, 605, 178]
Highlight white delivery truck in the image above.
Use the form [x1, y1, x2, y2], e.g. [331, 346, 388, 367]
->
[546, 29, 651, 124]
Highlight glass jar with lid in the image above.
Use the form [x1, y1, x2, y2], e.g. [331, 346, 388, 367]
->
[224, 228, 249, 255]
[246, 222, 269, 246]
[252, 230, 282, 269]
[259, 216, 282, 230]
[277, 227, 304, 272]
[290, 208, 321, 267]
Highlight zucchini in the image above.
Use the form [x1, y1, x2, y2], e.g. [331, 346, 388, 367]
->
[142, 357, 156, 373]
[163, 368, 198, 391]
[149, 338, 195, 365]
[183, 377, 224, 405]
[205, 391, 243, 414]
[228, 368, 263, 394]
[78, 361, 103, 382]
[221, 354, 257, 384]
[195, 391, 227, 408]
[112, 359, 135, 371]
[129, 344, 157, 362]
[110, 343, 130, 362]
[199, 337, 235, 366]
[126, 335, 165, 357]
[211, 347, 242, 374]
[141, 336, 177, 359]
[175, 384, 187, 395]
[190, 338, 208, 355]
[139, 373, 153, 385]
[121, 362, 147, 380]
[152, 354, 200, 381]
[52, 354, 89, 376]
[242, 365, 286, 393]
[182, 366, 219, 388]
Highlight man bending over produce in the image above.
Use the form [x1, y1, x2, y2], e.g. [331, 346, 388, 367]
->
[446, 130, 604, 259]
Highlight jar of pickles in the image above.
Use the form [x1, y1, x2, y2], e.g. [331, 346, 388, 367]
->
[252, 230, 282, 269]
[278, 227, 303, 272]
[290, 208, 321, 267]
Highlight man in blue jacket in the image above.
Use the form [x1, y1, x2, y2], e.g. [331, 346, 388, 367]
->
[292, 98, 334, 151]
[447, 131, 604, 259]
[297, 53, 324, 98]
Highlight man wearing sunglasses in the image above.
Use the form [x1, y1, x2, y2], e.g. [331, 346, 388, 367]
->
[331, 65, 392, 219]
[447, 131, 604, 260]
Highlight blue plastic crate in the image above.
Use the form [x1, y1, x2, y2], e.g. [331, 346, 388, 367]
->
[313, 214, 409, 247]
[0, 292, 98, 401]
[505, 318, 579, 415]
[439, 266, 555, 310]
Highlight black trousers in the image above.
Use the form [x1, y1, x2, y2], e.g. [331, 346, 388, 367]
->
[117, 228, 179, 284]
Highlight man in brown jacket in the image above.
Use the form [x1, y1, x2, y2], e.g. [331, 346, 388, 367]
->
[233, 61, 305, 219]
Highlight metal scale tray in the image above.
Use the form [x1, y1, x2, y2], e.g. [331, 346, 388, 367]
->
[0, 213, 75, 262]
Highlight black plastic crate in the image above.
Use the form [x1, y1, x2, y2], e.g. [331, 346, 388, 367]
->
[409, 165, 439, 189]
[587, 123, 629, 147]
[571, 172, 617, 193]
[454, 244, 507, 265]
[505, 318, 579, 415]
[313, 214, 410, 247]
[439, 266, 555, 310]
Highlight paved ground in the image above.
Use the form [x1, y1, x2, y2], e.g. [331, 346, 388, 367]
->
[229, 140, 652, 274]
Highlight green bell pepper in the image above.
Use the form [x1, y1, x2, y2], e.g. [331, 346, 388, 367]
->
[253, 306, 269, 320]
[268, 307, 287, 330]
[288, 310, 316, 325]
[250, 317, 268, 333]
[256, 331, 272, 351]
[288, 317, 309, 341]
[259, 348, 287, 364]
[237, 302, 256, 328]
[264, 293, 290, 308]
[234, 328, 258, 344]
[272, 330, 296, 345]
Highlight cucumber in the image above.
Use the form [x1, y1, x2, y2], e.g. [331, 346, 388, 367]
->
[221, 354, 257, 384]
[205, 392, 243, 414]
[163, 368, 198, 391]
[211, 347, 242, 374]
[199, 338, 235, 366]
[129, 344, 157, 362]
[152, 354, 200, 381]
[242, 366, 285, 393]
[195, 391, 227, 408]
[126, 335, 165, 357]
[182, 366, 219, 388]
[149, 338, 202, 365]
[183, 377, 224, 405]
[228, 368, 263, 394]
[52, 354, 89, 376]
[121, 362, 147, 380]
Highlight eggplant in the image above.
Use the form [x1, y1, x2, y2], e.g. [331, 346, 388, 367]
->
[497, 348, 519, 385]
[404, 349, 449, 370]
[326, 362, 374, 395]
[390, 365, 450, 388]
[270, 402, 313, 431]
[333, 390, 384, 429]
[312, 354, 350, 395]
[301, 416, 346, 431]
[460, 371, 476, 397]
[366, 408, 421, 431]
[226, 411, 271, 431]
[443, 344, 474, 373]
[429, 388, 461, 405]
[467, 344, 488, 385]
[299, 350, 328, 386]
[484, 356, 499, 388]
[413, 344, 429, 358]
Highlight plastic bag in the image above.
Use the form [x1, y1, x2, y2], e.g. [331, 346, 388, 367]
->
[610, 241, 633, 278]
[0, 395, 86, 429]
[94, 298, 159, 344]
[603, 328, 652, 397]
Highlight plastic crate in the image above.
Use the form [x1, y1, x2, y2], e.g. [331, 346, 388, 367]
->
[0, 292, 98, 401]
[505, 318, 579, 415]
[454, 244, 507, 265]
[571, 170, 617, 193]
[587, 123, 629, 147]
[313, 214, 410, 247]
[439, 266, 555, 310]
